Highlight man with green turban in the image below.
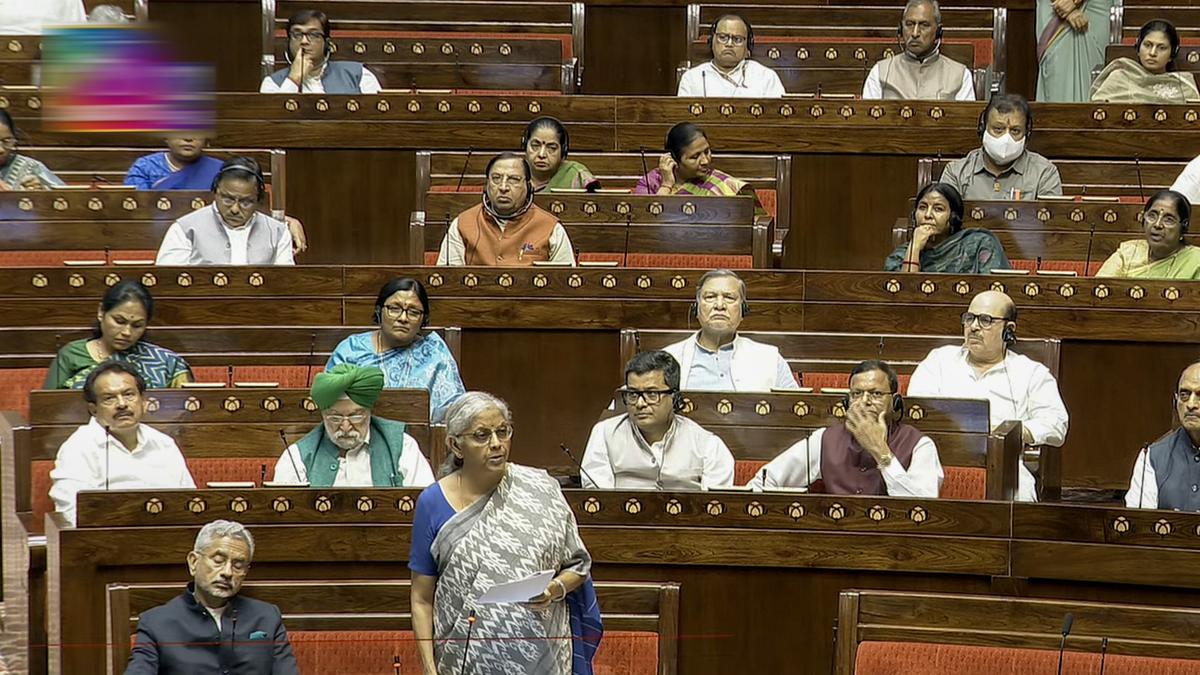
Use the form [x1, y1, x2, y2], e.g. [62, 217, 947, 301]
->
[272, 364, 435, 487]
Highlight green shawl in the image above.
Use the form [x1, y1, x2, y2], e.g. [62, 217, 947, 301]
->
[295, 416, 409, 487]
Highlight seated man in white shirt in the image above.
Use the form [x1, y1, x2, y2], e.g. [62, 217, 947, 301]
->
[748, 360, 943, 497]
[0, 0, 85, 35]
[907, 290, 1068, 501]
[273, 364, 435, 487]
[49, 362, 195, 525]
[582, 350, 735, 490]
[862, 0, 974, 101]
[260, 9, 382, 94]
[664, 269, 799, 391]
[677, 14, 785, 98]
[1170, 154, 1200, 205]
[155, 157, 296, 266]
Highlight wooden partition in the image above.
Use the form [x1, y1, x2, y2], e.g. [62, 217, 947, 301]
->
[834, 589, 1200, 674]
[39, 492, 1200, 675]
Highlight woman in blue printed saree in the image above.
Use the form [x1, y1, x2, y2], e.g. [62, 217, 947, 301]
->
[410, 392, 602, 675]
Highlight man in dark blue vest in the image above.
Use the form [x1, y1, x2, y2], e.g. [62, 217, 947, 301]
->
[125, 520, 299, 674]
[260, 9, 381, 94]
[1127, 361, 1200, 511]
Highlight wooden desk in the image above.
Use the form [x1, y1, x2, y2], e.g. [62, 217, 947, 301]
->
[38, 491, 1200, 675]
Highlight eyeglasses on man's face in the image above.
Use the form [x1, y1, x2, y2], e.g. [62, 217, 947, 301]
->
[713, 33, 747, 46]
[620, 389, 675, 406]
[215, 191, 258, 210]
[960, 312, 1007, 329]
[289, 30, 325, 42]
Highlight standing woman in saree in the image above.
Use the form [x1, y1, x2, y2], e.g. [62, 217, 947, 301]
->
[523, 117, 600, 193]
[1036, 0, 1114, 102]
[884, 182, 1010, 273]
[410, 392, 602, 675]
[634, 122, 752, 198]
[44, 280, 193, 389]
[1090, 20, 1200, 103]
[1097, 189, 1200, 279]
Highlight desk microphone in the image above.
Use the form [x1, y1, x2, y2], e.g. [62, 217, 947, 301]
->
[701, 70, 707, 97]
[304, 331, 317, 388]
[230, 610, 238, 663]
[259, 463, 267, 486]
[393, 655, 401, 674]
[621, 213, 632, 267]
[1098, 637, 1109, 675]
[560, 444, 600, 488]
[638, 146, 650, 192]
[1056, 612, 1074, 675]
[278, 429, 305, 484]
[459, 610, 477, 675]
[760, 467, 768, 490]
[1137, 444, 1150, 509]
[1135, 155, 1146, 203]
[876, 335, 885, 358]
[455, 147, 474, 193]
[103, 424, 112, 491]
[1082, 217, 1098, 278]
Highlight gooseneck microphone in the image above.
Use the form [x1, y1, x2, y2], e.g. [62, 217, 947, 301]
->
[638, 146, 650, 191]
[1056, 612, 1074, 675]
[278, 429, 305, 483]
[1082, 217, 1099, 278]
[1137, 444, 1151, 509]
[455, 147, 474, 193]
[104, 425, 112, 491]
[459, 610, 477, 675]
[560, 444, 601, 488]
[1098, 636, 1109, 675]
[304, 331, 317, 388]
[621, 213, 632, 267]
[1135, 154, 1146, 203]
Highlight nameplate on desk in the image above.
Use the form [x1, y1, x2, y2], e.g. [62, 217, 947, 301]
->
[261, 481, 310, 488]
[112, 259, 155, 266]
[181, 382, 225, 388]
[990, 269, 1030, 276]
[532, 260, 574, 266]
[206, 481, 256, 489]
[63, 260, 106, 267]
[579, 261, 618, 267]
[234, 382, 279, 388]
[1036, 270, 1078, 277]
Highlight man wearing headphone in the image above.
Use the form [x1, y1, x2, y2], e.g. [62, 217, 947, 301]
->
[677, 14, 784, 98]
[862, 0, 974, 100]
[272, 364, 435, 488]
[155, 157, 296, 266]
[436, 152, 576, 266]
[581, 350, 735, 490]
[938, 93, 1063, 201]
[908, 290, 1068, 502]
[663, 269, 799, 391]
[748, 360, 944, 497]
[260, 9, 381, 94]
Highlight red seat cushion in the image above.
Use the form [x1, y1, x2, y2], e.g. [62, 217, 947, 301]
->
[577, 253, 754, 268]
[187, 457, 278, 487]
[32, 459, 53, 534]
[289, 629, 658, 674]
[0, 250, 155, 267]
[800, 372, 912, 395]
[1009, 259, 1104, 277]
[855, 641, 1200, 674]
[0, 368, 46, 419]
[940, 467, 985, 500]
[735, 459, 767, 486]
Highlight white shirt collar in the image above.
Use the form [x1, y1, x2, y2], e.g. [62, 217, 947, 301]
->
[86, 416, 146, 452]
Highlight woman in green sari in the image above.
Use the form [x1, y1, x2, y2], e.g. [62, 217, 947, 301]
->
[1036, 0, 1114, 103]
[44, 280, 193, 389]
[885, 182, 1010, 274]
[1098, 190, 1200, 279]
[1091, 20, 1199, 104]
[522, 116, 600, 193]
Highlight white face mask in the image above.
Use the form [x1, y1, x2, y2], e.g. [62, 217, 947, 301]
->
[982, 132, 1026, 166]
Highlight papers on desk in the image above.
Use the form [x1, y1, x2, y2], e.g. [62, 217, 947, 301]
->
[477, 569, 556, 604]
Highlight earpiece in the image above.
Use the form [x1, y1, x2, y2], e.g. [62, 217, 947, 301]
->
[673, 390, 685, 413]
[1002, 321, 1017, 346]
[211, 160, 266, 199]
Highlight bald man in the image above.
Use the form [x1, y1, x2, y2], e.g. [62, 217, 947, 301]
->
[1126, 362, 1200, 511]
[907, 290, 1068, 501]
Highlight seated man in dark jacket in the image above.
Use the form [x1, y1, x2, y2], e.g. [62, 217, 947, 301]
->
[124, 519, 299, 674]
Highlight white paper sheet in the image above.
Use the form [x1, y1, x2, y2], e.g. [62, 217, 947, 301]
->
[476, 569, 556, 604]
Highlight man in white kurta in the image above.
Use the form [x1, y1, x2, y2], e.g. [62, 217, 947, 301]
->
[271, 363, 435, 488]
[664, 269, 799, 391]
[677, 14, 785, 98]
[0, 0, 86, 34]
[582, 351, 734, 490]
[907, 290, 1067, 502]
[747, 361, 944, 497]
[49, 363, 194, 525]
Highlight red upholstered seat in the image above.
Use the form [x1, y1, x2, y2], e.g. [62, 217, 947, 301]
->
[289, 629, 658, 675]
[940, 467, 985, 500]
[755, 188, 777, 219]
[855, 641, 1200, 674]
[187, 458, 278, 487]
[0, 250, 155, 267]
[32, 459, 53, 534]
[1009, 259, 1104, 277]
[735, 459, 766, 485]
[0, 367, 46, 418]
[723, 36, 994, 66]
[799, 372, 913, 395]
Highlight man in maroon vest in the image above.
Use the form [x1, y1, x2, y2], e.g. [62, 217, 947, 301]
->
[435, 152, 576, 266]
[748, 360, 944, 496]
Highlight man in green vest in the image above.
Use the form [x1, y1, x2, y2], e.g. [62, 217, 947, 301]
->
[272, 364, 435, 487]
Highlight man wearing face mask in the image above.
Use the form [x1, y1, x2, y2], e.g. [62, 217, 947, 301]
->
[862, 0, 974, 100]
[677, 14, 785, 98]
[436, 152, 576, 266]
[939, 94, 1063, 201]
[273, 364, 435, 487]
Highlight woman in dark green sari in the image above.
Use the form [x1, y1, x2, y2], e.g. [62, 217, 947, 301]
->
[44, 280, 192, 389]
[885, 182, 1010, 274]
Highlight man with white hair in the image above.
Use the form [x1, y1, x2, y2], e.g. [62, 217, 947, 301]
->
[125, 520, 299, 674]
[862, 0, 975, 101]
[664, 269, 798, 391]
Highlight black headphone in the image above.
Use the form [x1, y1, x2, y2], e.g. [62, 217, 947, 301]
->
[977, 97, 1034, 139]
[842, 390, 906, 419]
[707, 14, 754, 56]
[672, 390, 685, 413]
[1002, 308, 1018, 347]
[520, 118, 570, 159]
[210, 159, 266, 200]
